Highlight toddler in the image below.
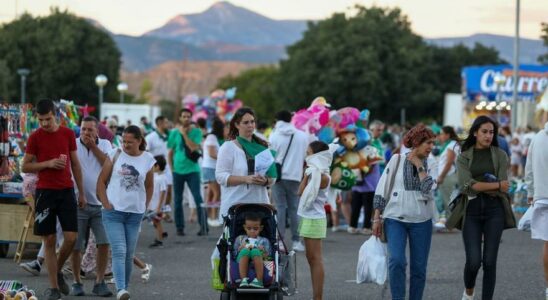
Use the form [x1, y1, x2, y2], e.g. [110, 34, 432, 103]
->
[147, 155, 168, 248]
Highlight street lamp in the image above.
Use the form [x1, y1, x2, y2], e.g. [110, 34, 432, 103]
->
[95, 74, 108, 118]
[17, 68, 30, 104]
[117, 82, 128, 104]
[494, 73, 505, 124]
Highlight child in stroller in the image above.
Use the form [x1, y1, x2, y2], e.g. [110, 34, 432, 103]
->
[234, 212, 271, 288]
[218, 204, 285, 300]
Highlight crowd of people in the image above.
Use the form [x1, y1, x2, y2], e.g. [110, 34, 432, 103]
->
[14, 98, 548, 300]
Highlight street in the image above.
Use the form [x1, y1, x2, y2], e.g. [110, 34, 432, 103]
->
[0, 214, 545, 300]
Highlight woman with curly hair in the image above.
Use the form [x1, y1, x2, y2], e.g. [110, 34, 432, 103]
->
[372, 124, 436, 300]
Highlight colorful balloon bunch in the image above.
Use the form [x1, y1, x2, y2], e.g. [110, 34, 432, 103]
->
[182, 88, 243, 124]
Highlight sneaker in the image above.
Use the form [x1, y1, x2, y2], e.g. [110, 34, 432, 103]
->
[92, 280, 114, 297]
[292, 241, 305, 252]
[58, 272, 70, 295]
[149, 240, 163, 248]
[347, 227, 358, 234]
[176, 229, 185, 236]
[141, 264, 152, 282]
[116, 289, 130, 300]
[70, 282, 85, 296]
[44, 287, 62, 300]
[249, 278, 264, 288]
[331, 225, 344, 232]
[20, 260, 41, 276]
[105, 278, 115, 285]
[360, 228, 372, 235]
[461, 290, 474, 300]
[162, 232, 168, 238]
[434, 221, 447, 232]
[239, 277, 250, 288]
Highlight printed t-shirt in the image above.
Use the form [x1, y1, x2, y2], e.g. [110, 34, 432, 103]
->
[106, 149, 156, 214]
[26, 126, 77, 189]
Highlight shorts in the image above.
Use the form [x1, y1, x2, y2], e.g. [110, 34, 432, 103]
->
[531, 202, 548, 241]
[34, 188, 77, 236]
[299, 218, 327, 239]
[202, 167, 216, 183]
[74, 204, 109, 251]
[236, 247, 263, 262]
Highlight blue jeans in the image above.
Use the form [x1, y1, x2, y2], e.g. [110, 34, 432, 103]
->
[272, 180, 300, 243]
[101, 209, 143, 291]
[172, 172, 207, 232]
[385, 218, 432, 300]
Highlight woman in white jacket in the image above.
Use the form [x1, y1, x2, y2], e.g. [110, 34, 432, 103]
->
[372, 124, 436, 300]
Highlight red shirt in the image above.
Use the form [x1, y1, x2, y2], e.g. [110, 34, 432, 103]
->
[26, 126, 77, 189]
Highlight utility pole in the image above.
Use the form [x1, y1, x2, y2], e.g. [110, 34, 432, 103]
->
[511, 0, 520, 131]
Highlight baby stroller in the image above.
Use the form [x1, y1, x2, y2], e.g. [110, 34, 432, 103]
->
[218, 204, 286, 300]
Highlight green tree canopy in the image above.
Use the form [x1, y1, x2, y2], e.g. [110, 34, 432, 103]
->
[0, 8, 121, 108]
[539, 22, 548, 64]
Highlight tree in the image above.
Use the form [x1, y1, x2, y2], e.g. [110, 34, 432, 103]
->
[539, 22, 548, 64]
[0, 8, 121, 109]
[0, 60, 12, 101]
[217, 66, 281, 123]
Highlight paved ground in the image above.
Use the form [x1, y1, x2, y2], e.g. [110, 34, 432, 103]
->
[0, 214, 545, 300]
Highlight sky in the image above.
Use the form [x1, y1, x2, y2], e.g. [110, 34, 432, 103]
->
[1, 0, 546, 39]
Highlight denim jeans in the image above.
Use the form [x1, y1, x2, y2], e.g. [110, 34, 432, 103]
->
[385, 218, 433, 300]
[272, 180, 300, 243]
[462, 194, 505, 300]
[101, 209, 143, 291]
[172, 172, 207, 232]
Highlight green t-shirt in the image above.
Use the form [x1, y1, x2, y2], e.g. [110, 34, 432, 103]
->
[168, 127, 203, 175]
[470, 148, 495, 182]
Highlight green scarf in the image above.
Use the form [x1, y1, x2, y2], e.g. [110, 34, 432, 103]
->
[439, 140, 451, 154]
[156, 129, 168, 142]
[236, 136, 278, 178]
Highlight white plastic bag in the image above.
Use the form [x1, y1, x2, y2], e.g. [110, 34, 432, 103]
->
[518, 205, 533, 232]
[356, 236, 388, 285]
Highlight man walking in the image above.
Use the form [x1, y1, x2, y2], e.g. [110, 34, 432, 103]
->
[269, 110, 309, 251]
[22, 99, 86, 300]
[524, 121, 548, 300]
[70, 116, 113, 297]
[168, 109, 207, 236]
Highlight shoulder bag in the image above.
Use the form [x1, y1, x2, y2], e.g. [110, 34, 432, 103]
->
[275, 134, 294, 183]
[380, 154, 401, 243]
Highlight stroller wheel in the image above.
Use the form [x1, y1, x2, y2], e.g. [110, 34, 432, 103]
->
[220, 291, 230, 300]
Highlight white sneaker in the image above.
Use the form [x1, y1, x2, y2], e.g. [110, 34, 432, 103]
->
[461, 290, 474, 300]
[292, 241, 305, 252]
[434, 221, 447, 232]
[116, 289, 130, 300]
[347, 227, 358, 234]
[360, 228, 372, 235]
[141, 263, 152, 283]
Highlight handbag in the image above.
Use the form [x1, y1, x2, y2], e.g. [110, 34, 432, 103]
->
[380, 154, 400, 243]
[275, 134, 294, 183]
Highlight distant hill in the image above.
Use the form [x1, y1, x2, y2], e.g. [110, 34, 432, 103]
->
[426, 34, 545, 65]
[143, 1, 307, 47]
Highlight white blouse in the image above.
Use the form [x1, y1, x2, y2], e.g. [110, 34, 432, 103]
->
[215, 140, 270, 219]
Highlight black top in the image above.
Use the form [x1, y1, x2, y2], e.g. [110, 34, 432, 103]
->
[470, 147, 495, 182]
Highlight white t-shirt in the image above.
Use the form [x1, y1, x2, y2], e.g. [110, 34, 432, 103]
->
[146, 130, 169, 157]
[74, 138, 112, 205]
[215, 141, 270, 219]
[298, 177, 331, 219]
[202, 134, 220, 169]
[437, 140, 460, 177]
[106, 149, 156, 214]
[148, 173, 167, 211]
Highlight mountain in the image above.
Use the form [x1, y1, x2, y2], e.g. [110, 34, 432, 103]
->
[143, 1, 307, 47]
[426, 34, 545, 65]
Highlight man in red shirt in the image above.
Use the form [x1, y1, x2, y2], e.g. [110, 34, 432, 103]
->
[22, 99, 86, 300]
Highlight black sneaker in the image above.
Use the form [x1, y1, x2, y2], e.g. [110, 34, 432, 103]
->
[149, 240, 163, 248]
[162, 232, 168, 238]
[92, 280, 113, 297]
[44, 287, 62, 300]
[176, 229, 185, 236]
[57, 272, 70, 295]
[70, 282, 85, 296]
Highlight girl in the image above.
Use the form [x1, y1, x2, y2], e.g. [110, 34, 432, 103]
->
[297, 141, 332, 300]
[509, 137, 522, 178]
[202, 117, 225, 226]
[448, 115, 515, 300]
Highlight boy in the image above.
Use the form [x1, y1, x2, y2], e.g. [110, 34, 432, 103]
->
[148, 155, 168, 248]
[233, 212, 271, 288]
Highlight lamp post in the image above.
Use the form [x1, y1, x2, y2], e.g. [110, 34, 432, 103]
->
[95, 74, 108, 119]
[17, 68, 30, 104]
[494, 73, 505, 124]
[117, 82, 128, 104]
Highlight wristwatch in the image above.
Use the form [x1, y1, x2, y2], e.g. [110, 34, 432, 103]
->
[417, 166, 426, 174]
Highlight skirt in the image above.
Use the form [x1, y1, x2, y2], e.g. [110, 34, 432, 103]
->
[531, 202, 548, 241]
[298, 218, 327, 239]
